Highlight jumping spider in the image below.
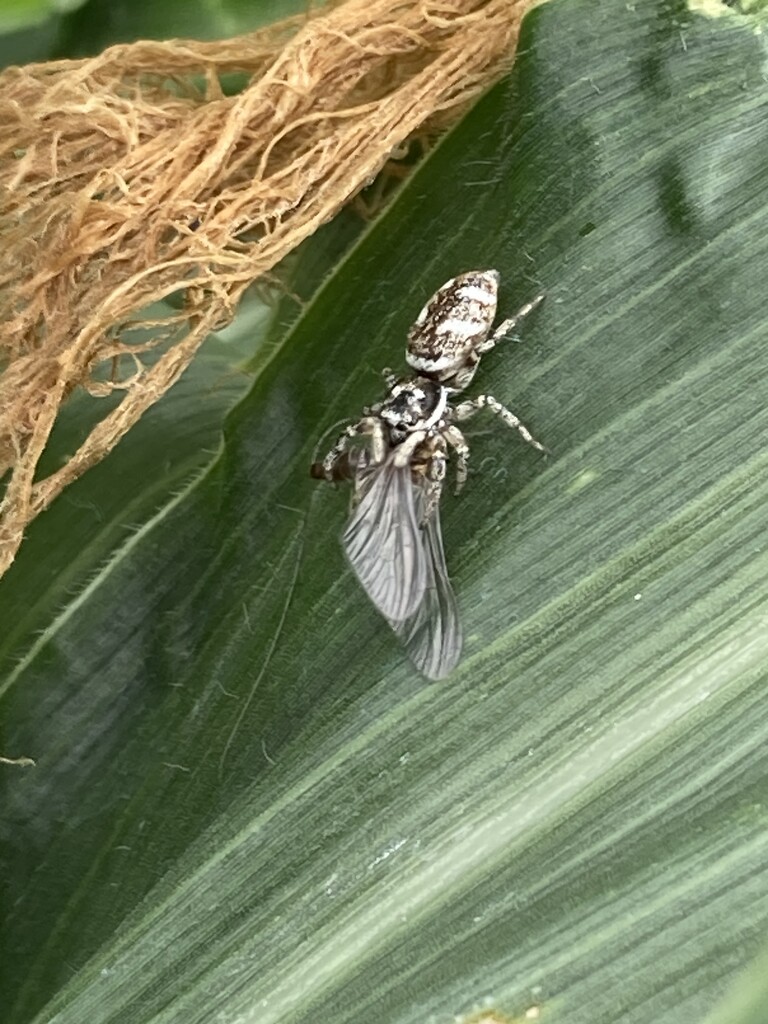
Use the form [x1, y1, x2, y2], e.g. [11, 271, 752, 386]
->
[319, 269, 546, 521]
[312, 268, 546, 679]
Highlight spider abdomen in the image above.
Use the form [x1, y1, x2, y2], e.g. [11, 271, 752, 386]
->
[405, 269, 499, 387]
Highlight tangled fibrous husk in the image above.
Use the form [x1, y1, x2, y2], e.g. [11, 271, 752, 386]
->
[0, 0, 532, 578]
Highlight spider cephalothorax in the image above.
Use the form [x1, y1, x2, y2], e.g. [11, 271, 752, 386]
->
[377, 378, 446, 442]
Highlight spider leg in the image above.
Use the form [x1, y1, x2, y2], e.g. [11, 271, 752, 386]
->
[475, 292, 545, 354]
[322, 415, 387, 480]
[442, 424, 470, 494]
[422, 436, 447, 522]
[453, 395, 547, 453]
[393, 428, 428, 468]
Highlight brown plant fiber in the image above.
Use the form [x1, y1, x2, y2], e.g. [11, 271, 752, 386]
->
[0, 0, 532, 577]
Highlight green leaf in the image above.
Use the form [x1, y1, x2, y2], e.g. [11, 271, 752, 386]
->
[0, 315, 260, 670]
[50, 0, 306, 57]
[4, 1, 768, 1022]
[0, 0, 74, 36]
[706, 940, 768, 1024]
[0, 0, 308, 67]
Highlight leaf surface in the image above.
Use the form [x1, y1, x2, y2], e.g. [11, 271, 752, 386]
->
[4, 2, 768, 1023]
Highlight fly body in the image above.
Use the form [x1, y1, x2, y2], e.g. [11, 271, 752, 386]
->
[312, 269, 546, 679]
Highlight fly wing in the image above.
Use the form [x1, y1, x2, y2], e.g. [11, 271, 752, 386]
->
[389, 496, 462, 680]
[343, 457, 428, 622]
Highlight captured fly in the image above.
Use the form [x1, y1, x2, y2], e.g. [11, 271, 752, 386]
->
[312, 448, 461, 678]
[312, 269, 546, 679]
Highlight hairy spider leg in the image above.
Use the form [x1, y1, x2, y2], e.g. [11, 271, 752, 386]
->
[442, 424, 471, 493]
[453, 395, 547, 453]
[421, 435, 448, 523]
[392, 428, 428, 468]
[322, 415, 388, 480]
[476, 292, 545, 355]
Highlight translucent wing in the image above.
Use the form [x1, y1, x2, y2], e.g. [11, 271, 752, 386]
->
[343, 457, 429, 622]
[340, 453, 462, 678]
[388, 491, 462, 681]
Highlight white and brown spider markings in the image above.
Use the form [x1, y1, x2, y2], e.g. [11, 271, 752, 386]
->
[311, 269, 547, 680]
